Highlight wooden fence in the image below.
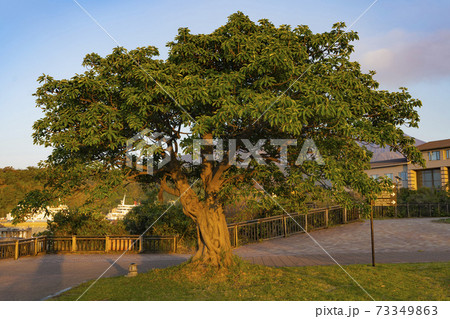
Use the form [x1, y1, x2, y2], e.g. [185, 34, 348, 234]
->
[372, 203, 450, 219]
[227, 206, 360, 247]
[0, 227, 33, 238]
[0, 235, 177, 261]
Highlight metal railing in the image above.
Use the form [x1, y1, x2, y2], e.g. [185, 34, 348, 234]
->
[227, 206, 360, 247]
[372, 203, 450, 219]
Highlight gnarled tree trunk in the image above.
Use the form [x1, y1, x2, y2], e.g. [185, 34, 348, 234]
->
[159, 141, 234, 268]
[190, 199, 233, 267]
[160, 168, 233, 267]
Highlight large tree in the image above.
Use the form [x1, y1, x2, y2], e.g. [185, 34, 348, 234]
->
[28, 12, 423, 267]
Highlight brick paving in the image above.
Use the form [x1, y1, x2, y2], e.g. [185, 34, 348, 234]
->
[235, 218, 450, 266]
[0, 218, 448, 300]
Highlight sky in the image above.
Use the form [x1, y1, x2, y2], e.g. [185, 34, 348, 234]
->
[1, 0, 449, 168]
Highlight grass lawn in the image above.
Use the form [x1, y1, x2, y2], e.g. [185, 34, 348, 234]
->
[53, 258, 449, 301]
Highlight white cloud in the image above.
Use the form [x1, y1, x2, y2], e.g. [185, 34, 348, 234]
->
[354, 29, 450, 87]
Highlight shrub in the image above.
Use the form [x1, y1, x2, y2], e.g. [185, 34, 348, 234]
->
[123, 193, 196, 249]
[39, 209, 127, 236]
[399, 188, 450, 204]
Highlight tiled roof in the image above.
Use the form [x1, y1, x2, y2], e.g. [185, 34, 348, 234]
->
[370, 157, 408, 168]
[417, 139, 450, 151]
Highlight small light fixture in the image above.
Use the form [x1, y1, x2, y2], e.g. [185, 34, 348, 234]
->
[126, 263, 138, 277]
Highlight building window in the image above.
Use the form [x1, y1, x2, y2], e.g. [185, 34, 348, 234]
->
[447, 149, 450, 159]
[417, 169, 441, 188]
[371, 174, 378, 179]
[385, 173, 393, 180]
[399, 171, 408, 181]
[429, 151, 440, 161]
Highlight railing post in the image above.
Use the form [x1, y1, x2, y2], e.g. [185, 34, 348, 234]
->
[234, 225, 238, 247]
[283, 215, 287, 237]
[304, 214, 308, 232]
[34, 238, 38, 256]
[139, 236, 143, 253]
[257, 220, 261, 241]
[14, 240, 19, 260]
[105, 236, 110, 253]
[407, 203, 410, 218]
[71, 235, 77, 252]
[173, 236, 177, 253]
[325, 209, 329, 228]
[343, 208, 347, 223]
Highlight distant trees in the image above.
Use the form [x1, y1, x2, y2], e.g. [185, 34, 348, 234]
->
[0, 167, 42, 218]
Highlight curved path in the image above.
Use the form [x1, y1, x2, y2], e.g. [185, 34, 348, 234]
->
[234, 218, 450, 267]
[0, 218, 448, 300]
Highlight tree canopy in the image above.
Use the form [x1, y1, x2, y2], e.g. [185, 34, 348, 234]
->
[24, 12, 423, 266]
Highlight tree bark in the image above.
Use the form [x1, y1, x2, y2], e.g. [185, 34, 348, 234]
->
[165, 165, 233, 268]
[190, 199, 233, 267]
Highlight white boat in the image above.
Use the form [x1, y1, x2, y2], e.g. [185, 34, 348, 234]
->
[106, 195, 139, 221]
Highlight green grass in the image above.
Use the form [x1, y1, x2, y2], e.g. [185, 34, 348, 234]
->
[433, 218, 450, 224]
[52, 258, 449, 301]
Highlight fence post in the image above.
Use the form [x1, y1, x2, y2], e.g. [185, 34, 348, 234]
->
[105, 236, 110, 253]
[325, 209, 329, 228]
[234, 225, 238, 247]
[429, 203, 432, 217]
[407, 203, 410, 218]
[283, 215, 287, 237]
[343, 208, 347, 223]
[257, 221, 261, 241]
[14, 240, 19, 260]
[71, 235, 77, 252]
[139, 236, 143, 253]
[173, 236, 177, 253]
[34, 238, 38, 256]
[304, 214, 308, 232]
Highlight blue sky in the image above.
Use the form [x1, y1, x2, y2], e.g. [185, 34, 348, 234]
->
[1, 0, 449, 168]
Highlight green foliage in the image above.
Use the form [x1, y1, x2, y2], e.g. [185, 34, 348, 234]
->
[123, 191, 196, 244]
[27, 12, 424, 225]
[40, 209, 127, 236]
[11, 189, 52, 224]
[0, 167, 42, 218]
[398, 188, 450, 204]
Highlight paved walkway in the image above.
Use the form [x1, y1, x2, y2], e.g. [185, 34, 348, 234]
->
[235, 218, 450, 266]
[0, 254, 190, 301]
[0, 218, 448, 300]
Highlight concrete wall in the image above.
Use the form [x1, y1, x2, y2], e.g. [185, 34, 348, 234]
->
[365, 164, 408, 188]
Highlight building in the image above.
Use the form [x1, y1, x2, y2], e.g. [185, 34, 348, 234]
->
[106, 195, 139, 221]
[365, 138, 450, 191]
[5, 204, 68, 222]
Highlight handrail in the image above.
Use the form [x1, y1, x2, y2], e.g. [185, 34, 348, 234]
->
[0, 235, 178, 261]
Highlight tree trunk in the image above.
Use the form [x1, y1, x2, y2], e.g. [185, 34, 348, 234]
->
[167, 162, 234, 268]
[190, 202, 233, 267]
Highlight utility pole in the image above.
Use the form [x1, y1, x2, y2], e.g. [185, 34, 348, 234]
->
[370, 202, 375, 267]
